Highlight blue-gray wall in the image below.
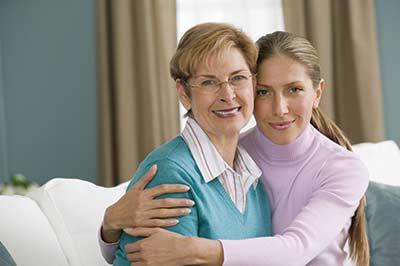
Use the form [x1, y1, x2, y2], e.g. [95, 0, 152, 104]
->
[0, 0, 97, 184]
[0, 40, 8, 180]
[375, 0, 400, 144]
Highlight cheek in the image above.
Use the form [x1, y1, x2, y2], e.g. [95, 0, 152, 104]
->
[240, 87, 254, 100]
[254, 99, 271, 120]
[245, 90, 255, 109]
[237, 89, 254, 110]
[191, 94, 212, 110]
[292, 98, 314, 118]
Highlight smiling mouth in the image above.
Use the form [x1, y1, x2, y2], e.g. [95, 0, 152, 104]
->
[269, 120, 295, 130]
[212, 107, 241, 118]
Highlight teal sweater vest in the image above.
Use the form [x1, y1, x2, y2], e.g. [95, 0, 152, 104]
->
[114, 136, 272, 266]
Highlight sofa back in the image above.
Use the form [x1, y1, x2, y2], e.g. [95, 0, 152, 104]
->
[27, 178, 128, 266]
[353, 140, 400, 186]
[0, 195, 69, 266]
[0, 178, 128, 266]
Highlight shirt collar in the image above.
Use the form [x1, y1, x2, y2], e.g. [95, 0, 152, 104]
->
[181, 118, 262, 187]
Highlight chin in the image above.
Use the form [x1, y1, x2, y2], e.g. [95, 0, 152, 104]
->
[221, 118, 246, 127]
[277, 138, 294, 145]
[218, 124, 243, 136]
[267, 132, 294, 145]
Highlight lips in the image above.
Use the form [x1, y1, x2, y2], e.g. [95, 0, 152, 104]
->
[269, 120, 295, 130]
[212, 107, 241, 118]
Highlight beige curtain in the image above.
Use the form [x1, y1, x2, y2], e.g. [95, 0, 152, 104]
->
[282, 0, 385, 144]
[97, 0, 180, 186]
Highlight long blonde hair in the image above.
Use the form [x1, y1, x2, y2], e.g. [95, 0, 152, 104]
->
[256, 31, 369, 266]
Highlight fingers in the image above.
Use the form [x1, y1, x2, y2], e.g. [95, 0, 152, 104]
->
[151, 198, 195, 208]
[146, 184, 190, 198]
[138, 218, 180, 228]
[133, 205, 191, 228]
[124, 227, 160, 237]
[134, 165, 158, 190]
[126, 251, 142, 262]
[146, 207, 191, 219]
[125, 241, 141, 253]
[131, 261, 147, 266]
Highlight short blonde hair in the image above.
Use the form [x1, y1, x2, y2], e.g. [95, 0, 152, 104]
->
[170, 22, 257, 83]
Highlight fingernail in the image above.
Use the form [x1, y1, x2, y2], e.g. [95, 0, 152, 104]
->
[187, 200, 195, 206]
[123, 228, 135, 235]
[182, 185, 190, 191]
[173, 219, 179, 224]
[183, 208, 191, 214]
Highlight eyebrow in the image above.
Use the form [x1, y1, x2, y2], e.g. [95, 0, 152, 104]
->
[256, 81, 303, 88]
[196, 69, 250, 79]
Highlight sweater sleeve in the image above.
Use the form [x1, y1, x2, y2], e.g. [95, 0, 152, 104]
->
[113, 159, 199, 266]
[98, 225, 119, 264]
[132, 160, 199, 236]
[220, 152, 369, 266]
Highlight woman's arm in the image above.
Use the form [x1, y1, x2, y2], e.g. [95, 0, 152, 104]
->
[124, 155, 369, 266]
[113, 160, 202, 266]
[99, 165, 194, 262]
[218, 155, 370, 266]
[126, 185, 363, 266]
[125, 228, 224, 266]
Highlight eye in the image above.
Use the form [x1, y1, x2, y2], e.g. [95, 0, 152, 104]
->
[230, 75, 247, 82]
[288, 87, 303, 94]
[200, 79, 218, 86]
[256, 88, 271, 97]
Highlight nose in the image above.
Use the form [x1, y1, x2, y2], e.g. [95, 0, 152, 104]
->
[273, 95, 289, 117]
[219, 82, 236, 103]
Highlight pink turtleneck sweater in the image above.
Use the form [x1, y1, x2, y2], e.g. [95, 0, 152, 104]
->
[220, 124, 369, 266]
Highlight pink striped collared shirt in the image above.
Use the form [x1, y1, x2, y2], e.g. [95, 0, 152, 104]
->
[181, 118, 262, 213]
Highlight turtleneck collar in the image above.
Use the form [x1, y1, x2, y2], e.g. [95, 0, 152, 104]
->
[254, 123, 317, 162]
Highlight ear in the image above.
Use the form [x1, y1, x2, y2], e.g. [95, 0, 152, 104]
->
[313, 79, 324, 109]
[176, 80, 191, 111]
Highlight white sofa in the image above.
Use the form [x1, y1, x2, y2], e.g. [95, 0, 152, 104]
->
[0, 140, 399, 266]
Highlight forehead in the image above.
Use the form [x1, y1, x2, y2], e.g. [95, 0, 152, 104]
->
[194, 47, 249, 76]
[257, 55, 311, 85]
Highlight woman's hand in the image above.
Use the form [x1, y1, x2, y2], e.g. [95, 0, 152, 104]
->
[125, 227, 224, 266]
[125, 228, 187, 266]
[101, 165, 195, 243]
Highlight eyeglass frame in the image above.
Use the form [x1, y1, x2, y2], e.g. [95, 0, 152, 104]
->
[179, 72, 256, 93]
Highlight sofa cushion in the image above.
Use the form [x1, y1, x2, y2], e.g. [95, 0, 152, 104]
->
[0, 241, 16, 266]
[353, 140, 400, 186]
[0, 195, 68, 266]
[28, 178, 128, 266]
[366, 181, 400, 266]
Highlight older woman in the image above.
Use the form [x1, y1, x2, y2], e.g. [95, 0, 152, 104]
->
[111, 22, 272, 266]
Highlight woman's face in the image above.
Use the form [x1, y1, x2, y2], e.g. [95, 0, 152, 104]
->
[254, 55, 323, 145]
[178, 47, 254, 140]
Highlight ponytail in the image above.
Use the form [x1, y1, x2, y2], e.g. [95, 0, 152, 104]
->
[311, 108, 369, 266]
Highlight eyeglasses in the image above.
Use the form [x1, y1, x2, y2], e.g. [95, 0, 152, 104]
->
[182, 73, 255, 93]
